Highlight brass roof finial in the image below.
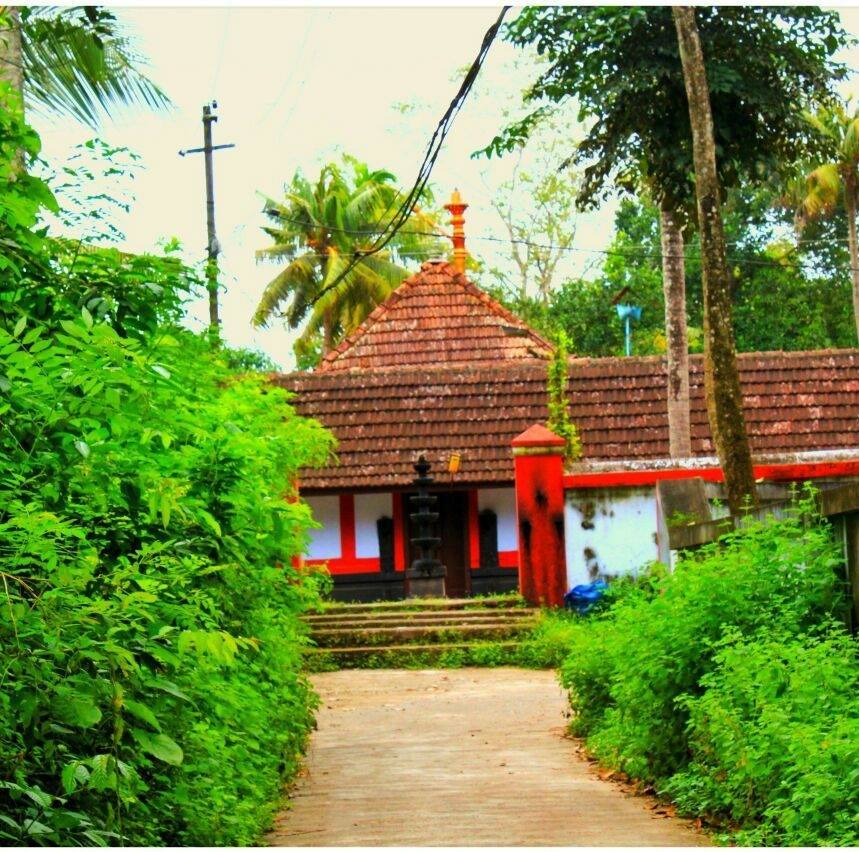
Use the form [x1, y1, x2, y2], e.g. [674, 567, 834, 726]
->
[443, 189, 469, 274]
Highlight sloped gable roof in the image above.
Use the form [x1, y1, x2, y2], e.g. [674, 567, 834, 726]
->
[276, 349, 859, 492]
[317, 259, 554, 372]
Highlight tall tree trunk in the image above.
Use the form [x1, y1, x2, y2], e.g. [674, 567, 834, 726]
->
[844, 175, 859, 343]
[673, 6, 757, 516]
[0, 7, 24, 174]
[322, 313, 335, 355]
[0, 7, 23, 98]
[660, 202, 692, 459]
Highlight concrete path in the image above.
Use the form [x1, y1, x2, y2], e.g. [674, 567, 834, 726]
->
[268, 668, 709, 847]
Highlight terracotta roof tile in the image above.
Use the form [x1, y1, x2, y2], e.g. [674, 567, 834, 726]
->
[317, 259, 554, 372]
[275, 348, 859, 491]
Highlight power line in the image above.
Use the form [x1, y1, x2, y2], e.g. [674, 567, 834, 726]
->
[255, 8, 318, 129]
[258, 208, 854, 249]
[305, 5, 511, 309]
[257, 208, 859, 273]
[210, 6, 232, 100]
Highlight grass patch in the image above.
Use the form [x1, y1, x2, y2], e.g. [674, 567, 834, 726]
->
[310, 591, 527, 613]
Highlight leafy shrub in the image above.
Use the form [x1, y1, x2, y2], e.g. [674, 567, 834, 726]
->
[664, 627, 859, 846]
[560, 499, 845, 782]
[0, 316, 334, 845]
[515, 611, 583, 668]
[0, 91, 336, 845]
[553, 497, 859, 845]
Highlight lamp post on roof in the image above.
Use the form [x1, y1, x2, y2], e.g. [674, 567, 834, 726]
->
[444, 189, 469, 274]
[616, 303, 642, 356]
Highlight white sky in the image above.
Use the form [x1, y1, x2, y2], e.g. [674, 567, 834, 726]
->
[31, 4, 859, 370]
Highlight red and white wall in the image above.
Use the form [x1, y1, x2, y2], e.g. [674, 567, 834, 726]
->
[511, 424, 859, 607]
[303, 488, 519, 575]
[561, 453, 859, 590]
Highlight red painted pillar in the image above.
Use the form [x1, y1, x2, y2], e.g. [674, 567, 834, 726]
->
[467, 490, 481, 569]
[392, 492, 406, 572]
[512, 424, 568, 607]
[339, 494, 356, 562]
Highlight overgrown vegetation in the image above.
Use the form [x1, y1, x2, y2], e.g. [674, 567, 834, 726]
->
[0, 83, 334, 844]
[556, 494, 857, 845]
[546, 330, 581, 464]
[488, 192, 857, 358]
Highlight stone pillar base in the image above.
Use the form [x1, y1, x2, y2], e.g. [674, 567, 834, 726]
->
[407, 576, 446, 598]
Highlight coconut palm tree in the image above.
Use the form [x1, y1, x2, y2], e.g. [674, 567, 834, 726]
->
[0, 6, 168, 125]
[798, 102, 859, 341]
[253, 156, 443, 357]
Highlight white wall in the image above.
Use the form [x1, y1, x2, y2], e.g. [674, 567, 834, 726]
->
[478, 487, 518, 552]
[564, 487, 658, 588]
[305, 495, 341, 560]
[354, 493, 393, 558]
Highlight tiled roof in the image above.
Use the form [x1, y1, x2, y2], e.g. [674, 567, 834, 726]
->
[275, 348, 859, 492]
[317, 259, 554, 372]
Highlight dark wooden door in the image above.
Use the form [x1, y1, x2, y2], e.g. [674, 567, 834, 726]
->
[438, 492, 469, 598]
[405, 491, 470, 598]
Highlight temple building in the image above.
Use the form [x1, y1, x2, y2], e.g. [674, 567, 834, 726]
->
[275, 195, 859, 602]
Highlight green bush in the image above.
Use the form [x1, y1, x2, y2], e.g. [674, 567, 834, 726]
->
[554, 497, 859, 845]
[665, 627, 859, 846]
[515, 611, 583, 669]
[0, 90, 335, 845]
[560, 499, 845, 782]
[0, 318, 334, 845]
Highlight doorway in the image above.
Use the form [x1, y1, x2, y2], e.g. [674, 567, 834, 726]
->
[405, 491, 470, 598]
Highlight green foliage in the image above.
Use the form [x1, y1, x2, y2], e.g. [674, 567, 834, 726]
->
[546, 331, 581, 463]
[254, 154, 444, 360]
[493, 194, 856, 356]
[485, 7, 848, 213]
[18, 6, 170, 126]
[0, 103, 335, 845]
[664, 628, 859, 845]
[555, 496, 856, 845]
[515, 611, 582, 669]
[560, 496, 843, 776]
[221, 345, 280, 373]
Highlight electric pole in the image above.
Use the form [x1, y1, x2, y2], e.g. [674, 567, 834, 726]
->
[179, 101, 235, 339]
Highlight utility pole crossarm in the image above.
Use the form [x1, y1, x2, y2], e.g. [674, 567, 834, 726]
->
[179, 143, 235, 156]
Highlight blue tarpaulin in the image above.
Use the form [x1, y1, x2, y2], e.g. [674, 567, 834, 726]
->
[564, 579, 608, 614]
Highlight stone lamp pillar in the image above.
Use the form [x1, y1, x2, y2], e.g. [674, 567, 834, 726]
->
[407, 455, 446, 598]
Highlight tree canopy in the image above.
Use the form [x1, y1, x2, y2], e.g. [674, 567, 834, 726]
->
[254, 155, 444, 360]
[488, 189, 855, 358]
[481, 7, 849, 214]
[0, 79, 331, 845]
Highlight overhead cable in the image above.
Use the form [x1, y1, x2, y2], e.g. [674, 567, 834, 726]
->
[304, 5, 511, 308]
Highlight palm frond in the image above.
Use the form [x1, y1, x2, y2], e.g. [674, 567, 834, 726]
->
[804, 162, 841, 216]
[21, 7, 170, 126]
[252, 252, 319, 328]
[255, 153, 448, 351]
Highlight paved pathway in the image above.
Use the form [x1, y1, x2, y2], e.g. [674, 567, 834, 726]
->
[268, 668, 709, 847]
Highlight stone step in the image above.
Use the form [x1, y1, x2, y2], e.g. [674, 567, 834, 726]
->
[304, 641, 522, 671]
[309, 595, 526, 616]
[305, 608, 538, 628]
[311, 619, 536, 649]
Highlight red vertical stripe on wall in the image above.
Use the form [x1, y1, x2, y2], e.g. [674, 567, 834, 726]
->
[393, 492, 406, 572]
[339, 494, 356, 561]
[468, 490, 480, 569]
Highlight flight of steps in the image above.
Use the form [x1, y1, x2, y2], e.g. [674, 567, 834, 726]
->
[303, 596, 539, 671]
